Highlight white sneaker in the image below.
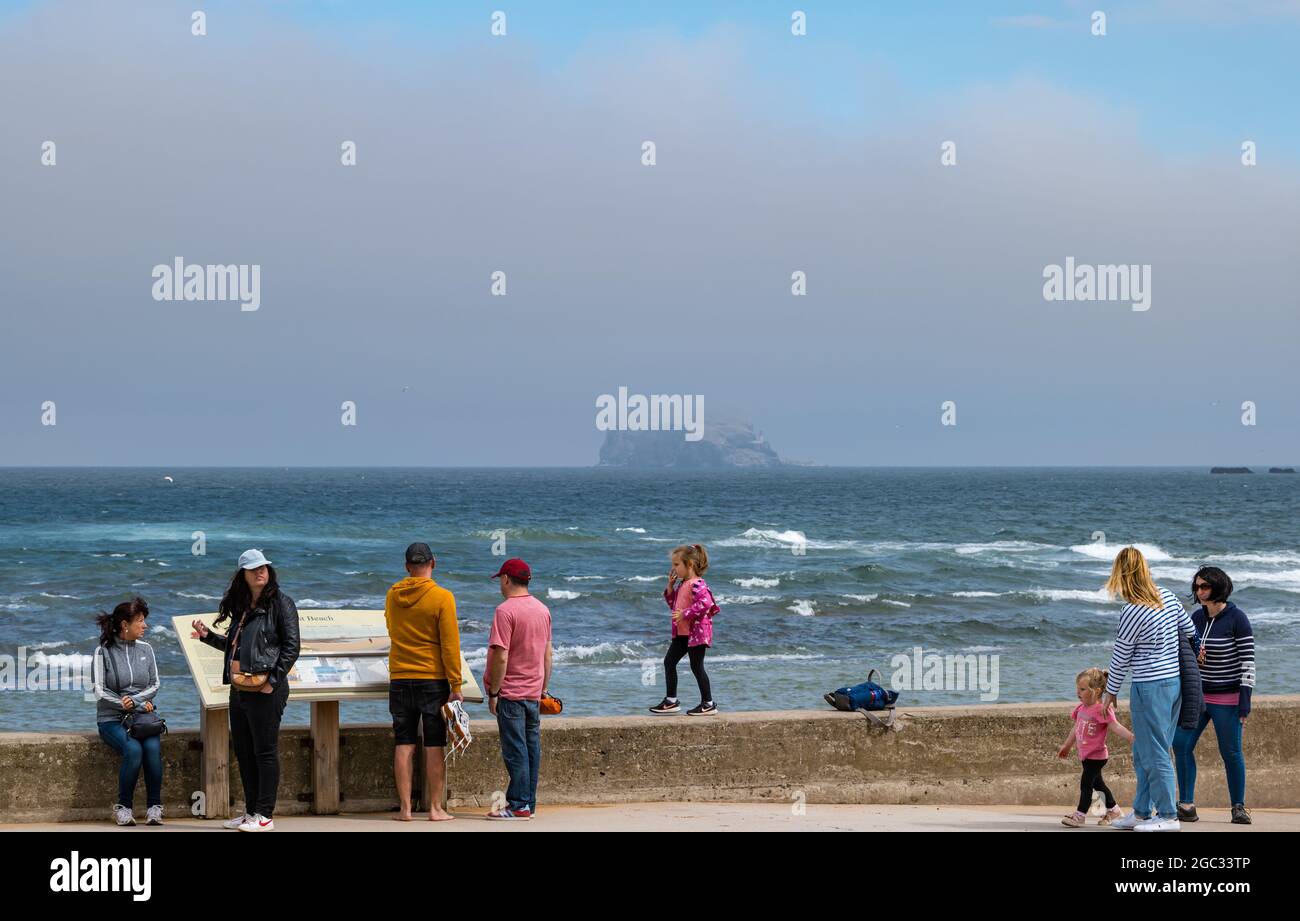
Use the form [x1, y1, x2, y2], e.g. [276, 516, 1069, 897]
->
[1135, 816, 1181, 832]
[1109, 810, 1148, 830]
[113, 804, 136, 827]
[146, 805, 164, 826]
[238, 813, 274, 832]
[223, 812, 252, 829]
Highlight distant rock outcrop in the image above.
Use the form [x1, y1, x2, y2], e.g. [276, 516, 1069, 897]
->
[598, 417, 786, 468]
[1269, 467, 1296, 474]
[1211, 467, 1253, 474]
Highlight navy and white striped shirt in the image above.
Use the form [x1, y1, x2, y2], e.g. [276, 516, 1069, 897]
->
[1106, 587, 1197, 695]
[1192, 603, 1256, 713]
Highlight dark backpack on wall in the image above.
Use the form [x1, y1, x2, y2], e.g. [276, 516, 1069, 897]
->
[824, 668, 899, 729]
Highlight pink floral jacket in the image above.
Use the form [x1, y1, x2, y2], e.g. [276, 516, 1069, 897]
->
[664, 578, 720, 648]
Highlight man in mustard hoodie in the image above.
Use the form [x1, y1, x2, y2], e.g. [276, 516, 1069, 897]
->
[385, 542, 463, 821]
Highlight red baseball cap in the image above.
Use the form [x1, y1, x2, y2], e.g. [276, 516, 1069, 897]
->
[491, 558, 531, 581]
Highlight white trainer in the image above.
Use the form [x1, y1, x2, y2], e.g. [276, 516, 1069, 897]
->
[113, 804, 136, 827]
[223, 812, 252, 829]
[1109, 810, 1148, 830]
[146, 805, 164, 826]
[1135, 816, 1181, 832]
[238, 813, 275, 832]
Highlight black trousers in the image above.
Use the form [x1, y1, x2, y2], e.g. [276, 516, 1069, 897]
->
[229, 680, 290, 817]
[1078, 758, 1117, 813]
[664, 636, 711, 703]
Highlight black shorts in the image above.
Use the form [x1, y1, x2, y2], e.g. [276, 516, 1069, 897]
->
[389, 678, 450, 747]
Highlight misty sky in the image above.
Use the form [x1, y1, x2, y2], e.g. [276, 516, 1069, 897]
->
[1, 0, 1297, 466]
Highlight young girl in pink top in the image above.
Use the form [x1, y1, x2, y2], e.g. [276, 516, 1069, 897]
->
[1058, 667, 1135, 826]
[648, 544, 720, 716]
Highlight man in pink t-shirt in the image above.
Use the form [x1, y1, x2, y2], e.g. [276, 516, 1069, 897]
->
[484, 558, 552, 820]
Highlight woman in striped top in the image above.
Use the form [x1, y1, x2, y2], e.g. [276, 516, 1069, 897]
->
[1172, 567, 1255, 825]
[1098, 546, 1199, 832]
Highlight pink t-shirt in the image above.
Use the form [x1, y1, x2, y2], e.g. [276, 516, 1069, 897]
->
[1071, 702, 1114, 760]
[488, 594, 552, 701]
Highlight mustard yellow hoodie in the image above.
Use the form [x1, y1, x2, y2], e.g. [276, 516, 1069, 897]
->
[384, 576, 462, 686]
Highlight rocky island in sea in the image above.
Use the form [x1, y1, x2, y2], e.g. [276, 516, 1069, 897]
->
[598, 416, 791, 468]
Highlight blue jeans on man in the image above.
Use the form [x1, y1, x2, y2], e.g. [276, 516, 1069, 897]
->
[1129, 676, 1180, 819]
[1173, 702, 1246, 805]
[496, 697, 541, 812]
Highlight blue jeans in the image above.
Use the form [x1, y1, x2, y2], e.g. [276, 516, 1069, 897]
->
[98, 719, 162, 810]
[496, 698, 541, 812]
[1129, 677, 1180, 819]
[1173, 702, 1246, 806]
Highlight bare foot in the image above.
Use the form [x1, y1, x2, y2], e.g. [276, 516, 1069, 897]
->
[394, 810, 413, 822]
[428, 809, 455, 822]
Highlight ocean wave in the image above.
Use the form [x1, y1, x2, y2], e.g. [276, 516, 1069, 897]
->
[733, 577, 780, 588]
[716, 594, 779, 605]
[546, 589, 582, 600]
[953, 541, 1058, 555]
[1248, 611, 1300, 624]
[564, 575, 605, 582]
[715, 528, 857, 551]
[1030, 589, 1114, 604]
[624, 575, 662, 583]
[788, 600, 816, 617]
[1215, 551, 1300, 565]
[615, 527, 647, 534]
[297, 596, 383, 608]
[882, 599, 912, 608]
[951, 591, 1002, 598]
[177, 591, 222, 601]
[1069, 542, 1173, 562]
[1151, 567, 1300, 592]
[39, 592, 80, 600]
[840, 593, 878, 603]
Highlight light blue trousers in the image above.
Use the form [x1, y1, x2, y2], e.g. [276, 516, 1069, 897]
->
[1129, 676, 1181, 819]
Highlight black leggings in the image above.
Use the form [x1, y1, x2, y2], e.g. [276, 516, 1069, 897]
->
[664, 636, 711, 702]
[1078, 758, 1117, 814]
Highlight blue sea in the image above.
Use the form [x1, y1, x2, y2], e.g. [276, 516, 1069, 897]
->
[1, 468, 1296, 732]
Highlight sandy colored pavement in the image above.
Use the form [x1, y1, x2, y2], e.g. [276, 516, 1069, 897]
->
[4, 803, 1296, 832]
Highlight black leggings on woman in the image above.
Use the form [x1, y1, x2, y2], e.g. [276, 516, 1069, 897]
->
[664, 636, 711, 702]
[1078, 758, 1117, 813]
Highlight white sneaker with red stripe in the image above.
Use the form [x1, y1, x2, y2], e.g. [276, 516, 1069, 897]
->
[486, 806, 532, 821]
[238, 813, 275, 832]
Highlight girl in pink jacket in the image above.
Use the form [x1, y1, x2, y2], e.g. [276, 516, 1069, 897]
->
[649, 544, 720, 716]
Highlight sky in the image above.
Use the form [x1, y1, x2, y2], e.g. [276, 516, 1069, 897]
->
[1, 0, 1297, 466]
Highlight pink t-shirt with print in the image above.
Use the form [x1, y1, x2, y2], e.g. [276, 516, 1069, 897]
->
[1071, 702, 1114, 760]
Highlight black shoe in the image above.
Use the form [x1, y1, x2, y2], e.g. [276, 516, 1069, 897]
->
[649, 698, 680, 714]
[1176, 803, 1199, 822]
[687, 701, 718, 716]
[1231, 804, 1252, 825]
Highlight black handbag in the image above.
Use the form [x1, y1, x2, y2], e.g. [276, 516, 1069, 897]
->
[106, 646, 167, 740]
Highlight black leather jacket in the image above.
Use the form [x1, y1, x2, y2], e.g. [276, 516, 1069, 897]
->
[201, 591, 301, 690]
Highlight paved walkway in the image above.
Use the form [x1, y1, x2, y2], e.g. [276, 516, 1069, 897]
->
[5, 803, 1297, 832]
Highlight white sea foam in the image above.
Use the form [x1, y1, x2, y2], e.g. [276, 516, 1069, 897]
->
[952, 591, 1003, 598]
[565, 575, 605, 581]
[733, 577, 780, 588]
[840, 593, 878, 603]
[1069, 542, 1173, 562]
[297, 597, 382, 608]
[39, 592, 80, 600]
[177, 592, 221, 601]
[788, 600, 816, 617]
[546, 589, 582, 600]
[953, 541, 1056, 555]
[615, 527, 647, 534]
[716, 528, 856, 551]
[625, 576, 661, 583]
[716, 594, 778, 605]
[1031, 589, 1114, 604]
[882, 599, 912, 608]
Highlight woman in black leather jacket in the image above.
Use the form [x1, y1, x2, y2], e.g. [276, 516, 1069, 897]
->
[191, 549, 300, 831]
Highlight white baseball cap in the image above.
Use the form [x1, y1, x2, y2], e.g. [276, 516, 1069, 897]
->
[238, 549, 272, 570]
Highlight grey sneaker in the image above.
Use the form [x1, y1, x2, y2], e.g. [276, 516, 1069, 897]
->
[146, 805, 164, 826]
[1110, 810, 1148, 830]
[1177, 802, 1198, 822]
[222, 812, 252, 829]
[113, 804, 136, 827]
